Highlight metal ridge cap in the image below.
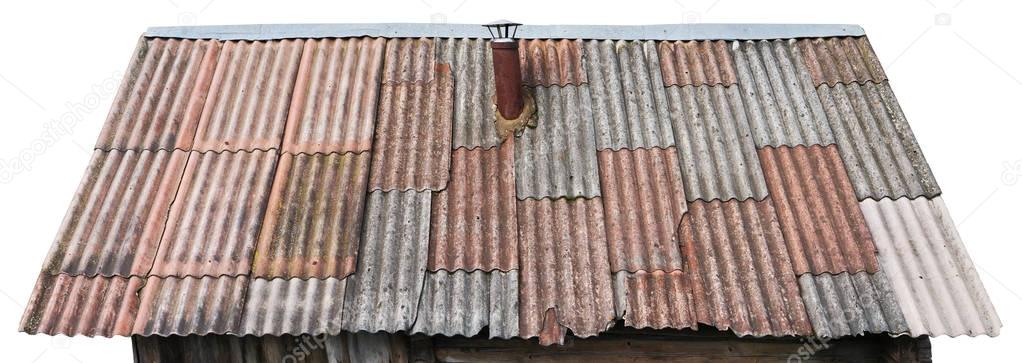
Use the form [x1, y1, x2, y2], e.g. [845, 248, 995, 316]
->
[144, 23, 865, 41]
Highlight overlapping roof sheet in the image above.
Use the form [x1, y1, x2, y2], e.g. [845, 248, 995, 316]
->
[22, 25, 999, 343]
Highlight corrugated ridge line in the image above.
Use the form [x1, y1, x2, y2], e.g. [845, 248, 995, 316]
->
[19, 273, 142, 337]
[517, 197, 615, 341]
[239, 277, 347, 336]
[382, 38, 436, 83]
[666, 84, 768, 202]
[598, 147, 687, 273]
[860, 197, 1001, 337]
[368, 64, 454, 192]
[252, 152, 370, 279]
[96, 38, 220, 151]
[681, 199, 812, 337]
[42, 149, 189, 277]
[150, 149, 279, 278]
[428, 144, 518, 272]
[514, 85, 601, 200]
[411, 270, 519, 339]
[192, 39, 304, 152]
[519, 39, 587, 87]
[758, 145, 879, 275]
[585, 40, 675, 150]
[438, 38, 500, 150]
[816, 81, 940, 201]
[796, 37, 887, 87]
[657, 40, 736, 87]
[133, 275, 249, 336]
[341, 190, 431, 333]
[732, 39, 834, 147]
[282, 37, 386, 154]
[798, 270, 909, 338]
[612, 271, 695, 330]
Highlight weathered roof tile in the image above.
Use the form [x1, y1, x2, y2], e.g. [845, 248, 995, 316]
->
[612, 271, 695, 331]
[412, 270, 519, 339]
[133, 275, 249, 336]
[382, 38, 435, 83]
[19, 273, 141, 337]
[519, 39, 586, 86]
[658, 40, 736, 87]
[240, 277, 347, 336]
[438, 38, 500, 149]
[797, 37, 887, 86]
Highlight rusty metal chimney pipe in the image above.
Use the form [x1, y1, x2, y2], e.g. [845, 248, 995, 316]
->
[490, 40, 525, 120]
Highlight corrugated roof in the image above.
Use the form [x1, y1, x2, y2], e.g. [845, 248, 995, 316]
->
[282, 37, 385, 154]
[428, 144, 518, 272]
[252, 152, 370, 279]
[759, 145, 880, 274]
[133, 275, 249, 336]
[514, 85, 601, 200]
[798, 270, 908, 338]
[732, 40, 835, 147]
[382, 38, 435, 83]
[95, 38, 218, 151]
[585, 40, 674, 150]
[368, 64, 453, 192]
[817, 81, 940, 200]
[666, 84, 767, 202]
[411, 270, 519, 339]
[658, 40, 736, 87]
[19, 273, 141, 337]
[239, 277, 347, 336]
[796, 37, 887, 86]
[519, 39, 587, 87]
[42, 149, 188, 277]
[341, 190, 431, 333]
[612, 271, 695, 330]
[517, 198, 615, 343]
[598, 147, 687, 273]
[438, 38, 500, 150]
[860, 197, 1001, 337]
[681, 199, 812, 337]
[150, 150, 278, 278]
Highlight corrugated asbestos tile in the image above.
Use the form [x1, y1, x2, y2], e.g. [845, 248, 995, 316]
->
[519, 39, 587, 86]
[517, 198, 615, 343]
[681, 199, 812, 337]
[598, 147, 687, 273]
[759, 145, 880, 275]
[657, 40, 736, 87]
[798, 270, 908, 338]
[666, 85, 768, 202]
[368, 64, 453, 192]
[797, 37, 887, 86]
[192, 39, 304, 152]
[341, 191, 431, 333]
[429, 144, 517, 272]
[860, 197, 1001, 337]
[437, 38, 500, 149]
[514, 85, 600, 200]
[151, 150, 278, 277]
[19, 273, 141, 337]
[133, 275, 249, 336]
[585, 40, 675, 150]
[612, 271, 695, 330]
[382, 37, 435, 83]
[817, 81, 940, 200]
[252, 152, 369, 279]
[412, 270, 519, 339]
[732, 40, 835, 147]
[42, 149, 188, 277]
[282, 37, 386, 154]
[96, 38, 219, 151]
[239, 277, 347, 336]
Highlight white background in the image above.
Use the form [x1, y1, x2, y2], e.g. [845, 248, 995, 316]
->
[1, 1, 1018, 361]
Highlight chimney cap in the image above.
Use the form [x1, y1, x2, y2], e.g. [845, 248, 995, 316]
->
[483, 20, 522, 40]
[485, 19, 522, 27]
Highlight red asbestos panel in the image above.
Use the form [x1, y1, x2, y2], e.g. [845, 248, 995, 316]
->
[758, 145, 880, 275]
[19, 273, 141, 337]
[382, 38, 435, 83]
[429, 143, 518, 272]
[368, 64, 454, 192]
[657, 40, 737, 87]
[150, 150, 278, 277]
[681, 199, 812, 337]
[517, 198, 615, 342]
[598, 147, 687, 273]
[96, 38, 219, 151]
[612, 271, 696, 330]
[252, 152, 370, 279]
[797, 37, 887, 86]
[518, 39, 587, 86]
[192, 39, 304, 152]
[283, 37, 385, 154]
[133, 276, 249, 336]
